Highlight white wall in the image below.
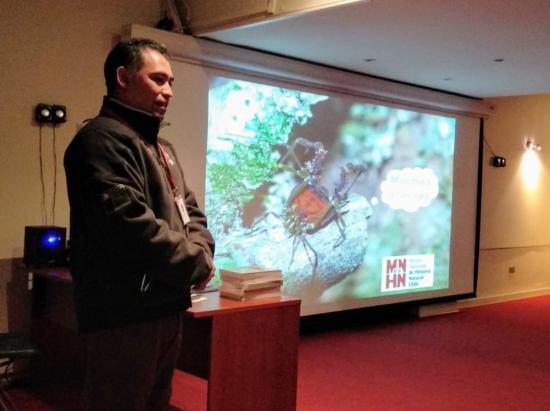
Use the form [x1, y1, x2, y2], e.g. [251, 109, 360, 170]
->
[472, 94, 550, 305]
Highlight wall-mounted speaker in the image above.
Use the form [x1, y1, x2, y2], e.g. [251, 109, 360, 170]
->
[491, 156, 506, 167]
[34, 103, 67, 124]
[52, 105, 67, 123]
[35, 104, 53, 123]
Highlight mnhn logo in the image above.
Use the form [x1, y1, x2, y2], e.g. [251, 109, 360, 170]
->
[381, 254, 435, 292]
[385, 258, 406, 290]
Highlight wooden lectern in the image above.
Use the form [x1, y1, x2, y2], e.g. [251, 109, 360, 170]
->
[179, 292, 301, 411]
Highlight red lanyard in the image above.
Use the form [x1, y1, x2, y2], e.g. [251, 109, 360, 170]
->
[158, 143, 191, 228]
[158, 143, 178, 194]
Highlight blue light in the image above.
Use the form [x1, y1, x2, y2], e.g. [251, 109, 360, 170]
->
[42, 234, 61, 249]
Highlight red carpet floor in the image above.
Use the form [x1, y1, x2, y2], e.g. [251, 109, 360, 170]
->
[296, 296, 550, 411]
[8, 295, 550, 410]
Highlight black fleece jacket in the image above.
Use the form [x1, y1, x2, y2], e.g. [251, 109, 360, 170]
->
[64, 97, 214, 332]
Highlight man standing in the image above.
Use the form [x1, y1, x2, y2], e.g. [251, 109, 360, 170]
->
[64, 38, 214, 411]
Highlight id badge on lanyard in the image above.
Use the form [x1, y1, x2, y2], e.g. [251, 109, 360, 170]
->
[175, 194, 191, 226]
[158, 143, 190, 226]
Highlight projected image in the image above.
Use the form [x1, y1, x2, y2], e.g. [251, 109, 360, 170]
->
[205, 76, 456, 310]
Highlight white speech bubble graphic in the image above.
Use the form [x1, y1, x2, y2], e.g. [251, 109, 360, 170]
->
[380, 168, 439, 212]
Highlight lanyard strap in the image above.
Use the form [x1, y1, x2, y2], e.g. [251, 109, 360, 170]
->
[158, 143, 191, 229]
[158, 143, 178, 194]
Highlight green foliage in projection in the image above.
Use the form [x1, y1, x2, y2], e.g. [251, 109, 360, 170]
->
[208, 139, 279, 207]
[206, 79, 328, 234]
[207, 80, 326, 216]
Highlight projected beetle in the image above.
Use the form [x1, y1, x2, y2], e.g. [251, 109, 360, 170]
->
[262, 137, 366, 275]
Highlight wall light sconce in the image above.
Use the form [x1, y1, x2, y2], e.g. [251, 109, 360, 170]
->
[525, 138, 542, 151]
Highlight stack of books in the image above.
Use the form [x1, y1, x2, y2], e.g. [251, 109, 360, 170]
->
[220, 267, 283, 301]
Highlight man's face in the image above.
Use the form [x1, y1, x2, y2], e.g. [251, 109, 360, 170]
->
[117, 48, 174, 120]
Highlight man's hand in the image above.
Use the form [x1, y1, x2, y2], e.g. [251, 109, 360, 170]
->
[193, 261, 215, 291]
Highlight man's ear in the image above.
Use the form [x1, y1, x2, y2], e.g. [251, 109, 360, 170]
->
[116, 66, 129, 90]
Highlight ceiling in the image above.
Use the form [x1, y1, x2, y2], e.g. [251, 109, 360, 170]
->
[194, 0, 550, 99]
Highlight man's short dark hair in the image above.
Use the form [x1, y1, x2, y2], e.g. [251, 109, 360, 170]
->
[104, 38, 169, 96]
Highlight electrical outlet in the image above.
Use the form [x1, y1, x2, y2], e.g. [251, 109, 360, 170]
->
[508, 266, 516, 274]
